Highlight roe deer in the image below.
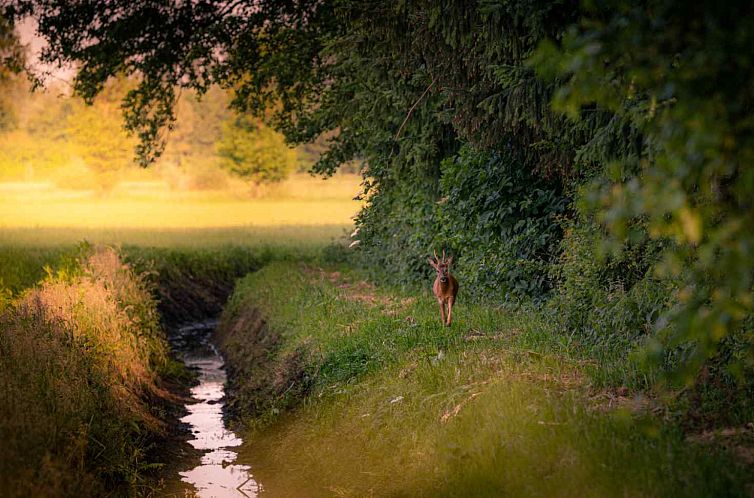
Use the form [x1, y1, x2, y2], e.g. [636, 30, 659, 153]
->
[428, 250, 459, 326]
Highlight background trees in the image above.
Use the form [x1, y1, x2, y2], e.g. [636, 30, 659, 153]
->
[0, 71, 299, 189]
[65, 78, 138, 188]
[0, 14, 23, 131]
[216, 115, 297, 184]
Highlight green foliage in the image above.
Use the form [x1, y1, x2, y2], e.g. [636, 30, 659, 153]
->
[0, 245, 79, 295]
[12, 0, 754, 398]
[437, 145, 567, 300]
[216, 116, 296, 184]
[163, 86, 230, 161]
[65, 78, 138, 186]
[532, 0, 754, 385]
[0, 14, 23, 131]
[547, 221, 674, 386]
[354, 144, 567, 302]
[124, 245, 277, 324]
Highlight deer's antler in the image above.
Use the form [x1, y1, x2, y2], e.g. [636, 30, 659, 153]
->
[433, 249, 438, 262]
[442, 249, 446, 262]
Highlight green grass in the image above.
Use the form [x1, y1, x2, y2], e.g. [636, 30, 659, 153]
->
[219, 262, 752, 497]
[0, 245, 79, 295]
[0, 225, 348, 296]
[0, 224, 344, 496]
[0, 225, 349, 248]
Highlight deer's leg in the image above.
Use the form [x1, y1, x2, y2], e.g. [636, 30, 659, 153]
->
[446, 297, 454, 326]
[438, 299, 446, 325]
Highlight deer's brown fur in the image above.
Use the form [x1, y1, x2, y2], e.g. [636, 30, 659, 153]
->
[428, 250, 459, 326]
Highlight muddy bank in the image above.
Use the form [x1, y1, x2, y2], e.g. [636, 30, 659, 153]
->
[125, 247, 269, 326]
[214, 306, 312, 425]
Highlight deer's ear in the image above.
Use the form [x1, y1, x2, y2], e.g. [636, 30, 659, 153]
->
[446, 256, 453, 266]
[427, 257, 437, 269]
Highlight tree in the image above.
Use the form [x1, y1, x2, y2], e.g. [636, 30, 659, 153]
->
[65, 77, 138, 187]
[533, 0, 754, 382]
[162, 86, 231, 162]
[0, 13, 24, 130]
[216, 115, 296, 184]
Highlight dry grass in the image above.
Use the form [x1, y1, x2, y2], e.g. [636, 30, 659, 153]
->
[0, 247, 171, 497]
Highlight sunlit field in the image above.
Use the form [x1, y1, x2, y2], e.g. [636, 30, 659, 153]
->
[0, 173, 361, 232]
[0, 174, 360, 297]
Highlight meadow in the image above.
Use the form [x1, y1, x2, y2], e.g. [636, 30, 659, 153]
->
[0, 173, 359, 293]
[0, 174, 359, 496]
[1, 172, 752, 497]
[0, 173, 360, 230]
[218, 262, 753, 497]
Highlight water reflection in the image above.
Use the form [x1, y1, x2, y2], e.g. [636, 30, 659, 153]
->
[177, 323, 260, 497]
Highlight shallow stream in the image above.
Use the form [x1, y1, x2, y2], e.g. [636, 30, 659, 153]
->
[170, 320, 261, 497]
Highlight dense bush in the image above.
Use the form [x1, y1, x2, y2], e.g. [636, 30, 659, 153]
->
[437, 145, 567, 301]
[546, 220, 674, 385]
[355, 178, 440, 288]
[533, 0, 754, 382]
[354, 144, 567, 302]
[549, 222, 669, 338]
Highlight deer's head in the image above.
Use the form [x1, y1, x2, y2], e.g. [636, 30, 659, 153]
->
[428, 250, 453, 283]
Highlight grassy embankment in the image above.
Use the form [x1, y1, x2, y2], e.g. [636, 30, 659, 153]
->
[0, 174, 360, 496]
[217, 261, 753, 497]
[0, 242, 329, 497]
[0, 247, 176, 496]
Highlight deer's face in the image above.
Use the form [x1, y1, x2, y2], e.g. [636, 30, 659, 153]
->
[428, 256, 452, 283]
[436, 262, 450, 283]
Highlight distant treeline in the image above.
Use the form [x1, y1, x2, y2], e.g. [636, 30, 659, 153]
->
[0, 74, 332, 188]
[4, 1, 754, 405]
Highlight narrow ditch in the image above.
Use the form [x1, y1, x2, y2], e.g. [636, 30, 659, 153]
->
[163, 319, 262, 497]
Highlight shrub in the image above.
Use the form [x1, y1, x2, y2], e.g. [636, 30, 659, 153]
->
[547, 219, 674, 386]
[437, 145, 568, 301]
[354, 145, 568, 303]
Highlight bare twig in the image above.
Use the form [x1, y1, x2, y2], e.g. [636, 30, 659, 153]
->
[394, 76, 437, 141]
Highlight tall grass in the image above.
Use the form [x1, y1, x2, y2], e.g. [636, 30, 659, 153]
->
[0, 247, 172, 497]
[0, 234, 336, 496]
[219, 262, 752, 497]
